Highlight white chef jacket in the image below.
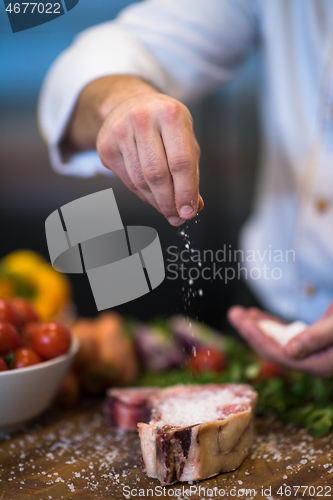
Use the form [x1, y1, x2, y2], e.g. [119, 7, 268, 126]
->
[38, 0, 333, 324]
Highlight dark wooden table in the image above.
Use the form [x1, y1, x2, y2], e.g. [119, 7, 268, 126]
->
[0, 399, 332, 500]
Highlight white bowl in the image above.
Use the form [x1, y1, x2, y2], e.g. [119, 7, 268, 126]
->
[0, 337, 79, 431]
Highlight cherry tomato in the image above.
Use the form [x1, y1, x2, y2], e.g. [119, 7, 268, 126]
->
[13, 347, 42, 369]
[0, 321, 21, 355]
[188, 346, 226, 375]
[0, 299, 22, 329]
[11, 298, 40, 326]
[32, 323, 71, 360]
[257, 360, 283, 379]
[21, 322, 40, 348]
[0, 357, 8, 371]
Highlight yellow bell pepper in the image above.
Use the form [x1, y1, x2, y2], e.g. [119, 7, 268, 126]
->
[0, 250, 71, 321]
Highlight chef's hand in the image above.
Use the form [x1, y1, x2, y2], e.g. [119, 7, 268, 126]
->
[228, 302, 333, 377]
[63, 75, 203, 226]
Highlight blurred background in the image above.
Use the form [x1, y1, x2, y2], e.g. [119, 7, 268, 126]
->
[0, 0, 261, 330]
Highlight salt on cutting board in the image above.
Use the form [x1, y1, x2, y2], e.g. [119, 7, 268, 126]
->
[258, 319, 309, 346]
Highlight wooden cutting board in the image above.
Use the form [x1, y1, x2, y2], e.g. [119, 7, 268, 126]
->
[0, 398, 332, 500]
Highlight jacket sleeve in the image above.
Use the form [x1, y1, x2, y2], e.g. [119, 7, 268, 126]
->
[38, 0, 259, 177]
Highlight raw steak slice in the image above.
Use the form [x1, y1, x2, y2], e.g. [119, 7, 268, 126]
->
[138, 384, 257, 485]
[104, 387, 159, 431]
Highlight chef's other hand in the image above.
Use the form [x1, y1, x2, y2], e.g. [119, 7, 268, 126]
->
[63, 75, 203, 226]
[228, 304, 333, 378]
